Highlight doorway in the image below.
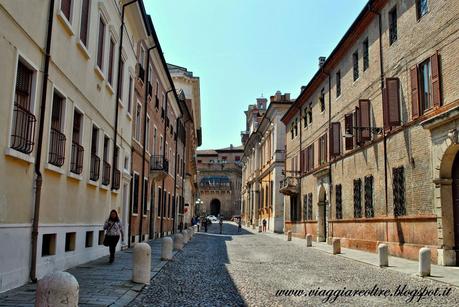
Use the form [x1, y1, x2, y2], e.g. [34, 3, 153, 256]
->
[452, 152, 459, 265]
[317, 185, 327, 242]
[210, 199, 221, 216]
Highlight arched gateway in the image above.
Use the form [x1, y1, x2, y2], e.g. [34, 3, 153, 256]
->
[210, 199, 221, 216]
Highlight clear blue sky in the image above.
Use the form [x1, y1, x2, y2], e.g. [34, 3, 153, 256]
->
[145, 0, 368, 150]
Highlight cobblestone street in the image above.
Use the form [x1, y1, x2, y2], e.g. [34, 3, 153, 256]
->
[131, 222, 459, 307]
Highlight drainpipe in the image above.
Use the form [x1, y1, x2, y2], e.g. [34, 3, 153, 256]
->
[30, 0, 54, 283]
[128, 146, 134, 248]
[181, 117, 192, 230]
[172, 115, 183, 233]
[160, 89, 174, 237]
[370, 5, 388, 241]
[139, 44, 157, 242]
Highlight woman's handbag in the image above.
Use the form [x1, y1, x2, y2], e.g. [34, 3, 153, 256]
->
[103, 222, 115, 246]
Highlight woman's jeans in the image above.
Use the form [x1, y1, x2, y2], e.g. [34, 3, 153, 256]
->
[106, 235, 120, 260]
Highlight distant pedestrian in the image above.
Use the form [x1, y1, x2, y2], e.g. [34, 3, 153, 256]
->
[238, 218, 241, 232]
[219, 218, 223, 234]
[103, 210, 124, 264]
[203, 218, 208, 232]
[262, 219, 267, 232]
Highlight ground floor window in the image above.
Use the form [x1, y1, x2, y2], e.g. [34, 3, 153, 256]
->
[335, 184, 342, 219]
[290, 195, 300, 221]
[353, 179, 362, 218]
[364, 176, 374, 218]
[393, 166, 406, 216]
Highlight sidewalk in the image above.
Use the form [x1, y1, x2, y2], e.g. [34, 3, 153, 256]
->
[0, 236, 180, 306]
[243, 225, 459, 288]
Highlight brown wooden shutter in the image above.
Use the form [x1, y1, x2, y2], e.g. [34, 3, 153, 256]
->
[359, 99, 371, 142]
[300, 149, 304, 174]
[431, 52, 441, 107]
[323, 133, 327, 163]
[382, 86, 390, 130]
[355, 107, 361, 146]
[386, 78, 401, 126]
[344, 113, 353, 150]
[410, 66, 420, 119]
[330, 122, 341, 158]
[310, 144, 314, 171]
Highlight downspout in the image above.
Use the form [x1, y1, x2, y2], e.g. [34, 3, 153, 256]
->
[160, 89, 174, 237]
[181, 117, 192, 230]
[172, 115, 183, 233]
[30, 0, 54, 283]
[139, 44, 157, 242]
[112, 0, 138, 190]
[370, 5, 388, 241]
[128, 146, 133, 248]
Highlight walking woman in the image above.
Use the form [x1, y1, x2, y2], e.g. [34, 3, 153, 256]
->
[103, 210, 124, 263]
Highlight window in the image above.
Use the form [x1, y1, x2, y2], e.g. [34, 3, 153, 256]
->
[90, 125, 100, 181]
[318, 133, 327, 165]
[335, 184, 342, 219]
[389, 7, 397, 45]
[290, 195, 300, 221]
[118, 59, 124, 100]
[382, 78, 401, 130]
[79, 0, 90, 46]
[85, 231, 93, 248]
[153, 127, 157, 155]
[393, 166, 406, 216]
[157, 187, 162, 216]
[319, 88, 325, 112]
[70, 109, 84, 174]
[42, 234, 56, 256]
[353, 50, 359, 81]
[135, 103, 141, 141]
[96, 16, 105, 69]
[363, 38, 369, 71]
[336, 71, 341, 97]
[364, 175, 374, 218]
[102, 136, 110, 185]
[329, 122, 341, 158]
[60, 0, 72, 21]
[124, 155, 129, 171]
[303, 107, 308, 128]
[145, 116, 150, 152]
[139, 46, 145, 67]
[49, 91, 66, 167]
[161, 93, 166, 119]
[98, 230, 104, 245]
[65, 232, 76, 252]
[419, 59, 432, 112]
[344, 113, 354, 150]
[353, 179, 362, 218]
[127, 76, 133, 114]
[416, 0, 429, 19]
[307, 103, 312, 124]
[358, 99, 371, 143]
[303, 193, 313, 221]
[294, 118, 298, 136]
[143, 178, 148, 215]
[108, 38, 115, 85]
[133, 173, 139, 213]
[11, 60, 36, 154]
[235, 155, 241, 161]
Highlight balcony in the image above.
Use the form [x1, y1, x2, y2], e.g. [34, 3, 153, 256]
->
[102, 160, 111, 186]
[90, 154, 100, 181]
[70, 141, 84, 174]
[150, 155, 169, 179]
[279, 177, 299, 195]
[112, 168, 120, 190]
[10, 104, 36, 154]
[48, 128, 66, 167]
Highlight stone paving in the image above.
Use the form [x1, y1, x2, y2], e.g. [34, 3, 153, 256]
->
[130, 222, 459, 307]
[0, 237, 177, 306]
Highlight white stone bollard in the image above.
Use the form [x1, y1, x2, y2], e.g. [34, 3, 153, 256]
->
[190, 227, 194, 238]
[193, 225, 198, 234]
[183, 229, 189, 244]
[36, 271, 79, 307]
[306, 234, 312, 247]
[132, 242, 151, 284]
[287, 231, 292, 241]
[332, 238, 341, 255]
[378, 244, 389, 267]
[258, 226, 262, 233]
[161, 237, 173, 261]
[419, 247, 431, 277]
[173, 233, 184, 251]
[188, 228, 193, 240]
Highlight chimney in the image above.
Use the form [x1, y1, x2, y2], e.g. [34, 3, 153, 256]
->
[319, 56, 326, 68]
[275, 90, 281, 102]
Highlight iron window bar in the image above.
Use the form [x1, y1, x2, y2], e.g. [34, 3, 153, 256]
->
[102, 160, 111, 186]
[48, 128, 66, 167]
[112, 169, 121, 190]
[70, 141, 84, 174]
[10, 104, 36, 154]
[150, 155, 169, 172]
[90, 154, 100, 181]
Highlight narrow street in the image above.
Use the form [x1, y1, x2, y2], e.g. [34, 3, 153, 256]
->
[130, 223, 459, 306]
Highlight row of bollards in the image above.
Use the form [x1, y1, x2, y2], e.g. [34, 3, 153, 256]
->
[287, 232, 433, 277]
[36, 226, 199, 306]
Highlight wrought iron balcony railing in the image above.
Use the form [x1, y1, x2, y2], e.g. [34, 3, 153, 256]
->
[10, 104, 36, 154]
[90, 154, 100, 181]
[102, 160, 111, 186]
[70, 141, 84, 174]
[48, 128, 66, 167]
[150, 155, 169, 173]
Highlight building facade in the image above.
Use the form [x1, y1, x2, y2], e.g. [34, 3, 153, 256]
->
[241, 92, 291, 232]
[281, 0, 459, 266]
[196, 146, 243, 218]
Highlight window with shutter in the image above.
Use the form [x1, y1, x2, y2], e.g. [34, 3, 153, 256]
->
[108, 38, 115, 85]
[431, 52, 441, 107]
[308, 144, 314, 172]
[118, 59, 124, 100]
[353, 178, 362, 218]
[344, 113, 353, 150]
[61, 0, 72, 21]
[359, 99, 371, 142]
[335, 184, 342, 219]
[319, 133, 327, 165]
[329, 122, 341, 158]
[410, 66, 420, 118]
[300, 149, 305, 174]
[79, 0, 90, 46]
[307, 193, 313, 220]
[354, 107, 362, 146]
[384, 78, 401, 128]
